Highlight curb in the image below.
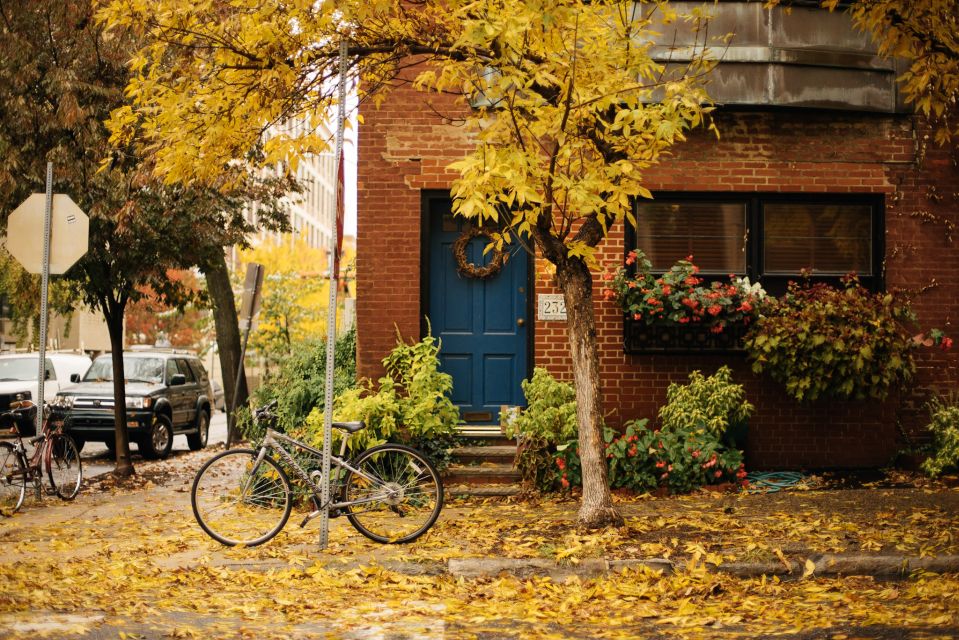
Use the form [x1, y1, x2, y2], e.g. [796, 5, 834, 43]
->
[445, 555, 959, 581]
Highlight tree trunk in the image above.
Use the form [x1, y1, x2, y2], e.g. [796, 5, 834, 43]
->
[105, 299, 135, 477]
[204, 252, 248, 443]
[555, 259, 623, 528]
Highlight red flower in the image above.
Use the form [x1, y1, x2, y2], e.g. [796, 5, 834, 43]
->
[561, 476, 570, 489]
[739, 301, 753, 313]
[628, 446, 638, 457]
[655, 460, 665, 468]
[707, 305, 722, 316]
[627, 281, 637, 289]
[710, 324, 724, 334]
[714, 470, 723, 478]
[602, 272, 613, 281]
[942, 337, 954, 351]
[661, 284, 672, 295]
[603, 288, 616, 301]
[692, 450, 700, 458]
[556, 457, 566, 470]
[684, 276, 701, 286]
[633, 312, 642, 321]
[686, 255, 694, 262]
[678, 317, 690, 324]
[625, 250, 637, 266]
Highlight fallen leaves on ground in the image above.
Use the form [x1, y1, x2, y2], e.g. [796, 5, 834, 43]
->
[0, 452, 957, 638]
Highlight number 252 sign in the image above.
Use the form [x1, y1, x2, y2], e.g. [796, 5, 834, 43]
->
[537, 294, 567, 321]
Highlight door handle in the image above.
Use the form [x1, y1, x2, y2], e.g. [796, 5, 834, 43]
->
[517, 318, 525, 327]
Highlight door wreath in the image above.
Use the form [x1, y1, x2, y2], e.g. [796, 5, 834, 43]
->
[453, 227, 508, 279]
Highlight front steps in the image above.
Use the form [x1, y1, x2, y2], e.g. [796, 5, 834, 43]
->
[445, 431, 522, 497]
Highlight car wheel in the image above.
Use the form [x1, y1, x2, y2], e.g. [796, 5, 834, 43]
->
[187, 410, 210, 451]
[139, 414, 174, 459]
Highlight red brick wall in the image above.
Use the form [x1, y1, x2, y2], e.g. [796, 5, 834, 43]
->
[359, 83, 959, 469]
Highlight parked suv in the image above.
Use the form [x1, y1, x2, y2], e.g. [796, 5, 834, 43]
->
[0, 352, 92, 436]
[53, 350, 213, 459]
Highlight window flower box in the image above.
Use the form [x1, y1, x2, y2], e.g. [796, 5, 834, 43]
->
[604, 251, 766, 354]
[624, 316, 748, 354]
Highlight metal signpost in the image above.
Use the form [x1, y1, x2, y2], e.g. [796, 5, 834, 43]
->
[226, 262, 264, 448]
[5, 163, 89, 433]
[318, 39, 349, 549]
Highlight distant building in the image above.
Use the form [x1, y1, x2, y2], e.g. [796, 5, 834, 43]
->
[0, 298, 112, 355]
[232, 117, 340, 267]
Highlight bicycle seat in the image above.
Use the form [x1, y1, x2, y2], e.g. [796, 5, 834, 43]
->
[332, 421, 366, 434]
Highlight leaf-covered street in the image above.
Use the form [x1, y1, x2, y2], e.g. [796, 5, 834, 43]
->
[1, 449, 957, 639]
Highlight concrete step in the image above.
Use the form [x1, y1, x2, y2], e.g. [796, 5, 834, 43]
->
[450, 445, 517, 465]
[444, 462, 521, 485]
[447, 483, 523, 498]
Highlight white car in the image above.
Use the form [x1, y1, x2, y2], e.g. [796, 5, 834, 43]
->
[0, 352, 92, 436]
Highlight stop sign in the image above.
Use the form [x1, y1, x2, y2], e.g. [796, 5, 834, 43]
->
[5, 193, 89, 274]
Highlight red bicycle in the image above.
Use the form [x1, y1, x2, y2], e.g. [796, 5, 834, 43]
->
[0, 399, 82, 515]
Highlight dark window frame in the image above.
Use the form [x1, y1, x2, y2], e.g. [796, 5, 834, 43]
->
[626, 192, 885, 295]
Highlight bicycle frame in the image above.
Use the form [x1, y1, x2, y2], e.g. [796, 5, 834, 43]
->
[252, 428, 400, 525]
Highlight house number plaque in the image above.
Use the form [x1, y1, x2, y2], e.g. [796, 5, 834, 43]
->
[537, 294, 567, 321]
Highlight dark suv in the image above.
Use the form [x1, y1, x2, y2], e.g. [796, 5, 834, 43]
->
[52, 350, 213, 459]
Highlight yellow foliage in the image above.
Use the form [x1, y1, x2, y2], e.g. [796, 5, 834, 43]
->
[236, 235, 339, 356]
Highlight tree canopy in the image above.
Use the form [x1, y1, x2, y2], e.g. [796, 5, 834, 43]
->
[0, 0, 292, 474]
[101, 0, 719, 524]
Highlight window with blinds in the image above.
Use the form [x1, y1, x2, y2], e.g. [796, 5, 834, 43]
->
[634, 202, 746, 273]
[628, 194, 882, 291]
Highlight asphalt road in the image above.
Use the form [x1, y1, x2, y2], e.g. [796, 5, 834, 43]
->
[79, 410, 229, 479]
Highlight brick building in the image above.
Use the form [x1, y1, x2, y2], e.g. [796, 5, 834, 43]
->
[356, 2, 959, 469]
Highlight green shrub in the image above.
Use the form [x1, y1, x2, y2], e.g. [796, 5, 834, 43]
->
[554, 368, 750, 494]
[309, 328, 460, 468]
[240, 327, 356, 441]
[658, 366, 753, 441]
[502, 368, 578, 442]
[501, 368, 579, 491]
[603, 419, 745, 494]
[921, 396, 959, 478]
[744, 278, 917, 402]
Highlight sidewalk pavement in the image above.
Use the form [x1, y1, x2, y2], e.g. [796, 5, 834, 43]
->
[3, 445, 958, 584]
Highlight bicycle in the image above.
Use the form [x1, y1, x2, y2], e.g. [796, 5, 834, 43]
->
[0, 399, 83, 515]
[191, 400, 444, 547]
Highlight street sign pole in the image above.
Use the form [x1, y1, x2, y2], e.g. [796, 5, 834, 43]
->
[319, 39, 348, 549]
[227, 263, 264, 448]
[35, 163, 53, 435]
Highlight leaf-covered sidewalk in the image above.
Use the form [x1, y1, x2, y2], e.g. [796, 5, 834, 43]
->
[1, 448, 957, 639]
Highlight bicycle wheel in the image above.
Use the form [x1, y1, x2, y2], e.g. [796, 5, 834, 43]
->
[191, 448, 292, 547]
[0, 442, 26, 516]
[344, 444, 443, 543]
[47, 434, 82, 500]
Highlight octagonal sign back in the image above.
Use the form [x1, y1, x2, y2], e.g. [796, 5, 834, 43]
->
[6, 194, 89, 274]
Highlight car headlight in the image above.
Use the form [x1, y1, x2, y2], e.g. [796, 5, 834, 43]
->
[126, 396, 152, 409]
[53, 395, 73, 409]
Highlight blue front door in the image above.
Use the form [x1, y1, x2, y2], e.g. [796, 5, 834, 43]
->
[427, 197, 528, 424]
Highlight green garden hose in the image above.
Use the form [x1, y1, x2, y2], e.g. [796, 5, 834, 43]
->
[745, 471, 805, 493]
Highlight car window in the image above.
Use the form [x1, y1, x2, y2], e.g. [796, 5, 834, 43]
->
[44, 358, 56, 381]
[165, 359, 179, 384]
[186, 359, 207, 383]
[176, 359, 196, 383]
[0, 357, 44, 382]
[84, 356, 163, 383]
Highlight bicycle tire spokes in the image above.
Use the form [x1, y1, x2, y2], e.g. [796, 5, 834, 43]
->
[344, 445, 443, 544]
[47, 435, 82, 500]
[0, 442, 27, 516]
[191, 449, 293, 547]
